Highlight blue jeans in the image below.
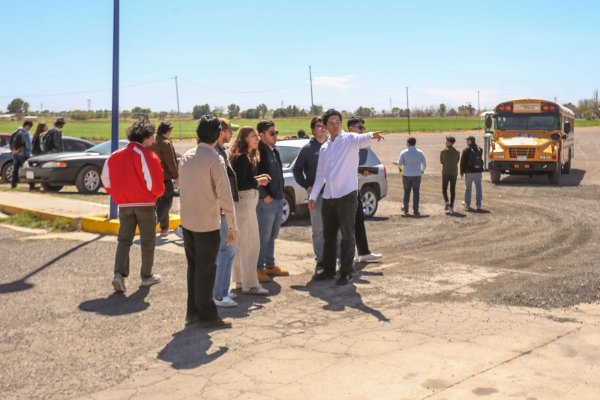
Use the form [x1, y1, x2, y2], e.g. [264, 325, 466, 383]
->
[213, 215, 236, 299]
[402, 175, 421, 212]
[256, 198, 283, 269]
[309, 192, 324, 264]
[11, 154, 26, 186]
[464, 172, 483, 207]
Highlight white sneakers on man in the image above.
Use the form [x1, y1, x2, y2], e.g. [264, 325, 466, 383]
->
[214, 296, 238, 308]
[112, 273, 126, 292]
[356, 253, 383, 263]
[140, 274, 161, 287]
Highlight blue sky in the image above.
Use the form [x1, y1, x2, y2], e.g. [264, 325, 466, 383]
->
[1, 0, 598, 113]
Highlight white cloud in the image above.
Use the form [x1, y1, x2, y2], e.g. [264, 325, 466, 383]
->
[312, 75, 356, 90]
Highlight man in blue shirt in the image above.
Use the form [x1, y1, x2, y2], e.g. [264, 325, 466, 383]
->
[397, 137, 427, 216]
[293, 116, 328, 274]
[9, 120, 33, 189]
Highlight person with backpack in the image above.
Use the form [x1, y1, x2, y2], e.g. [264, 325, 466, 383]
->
[460, 136, 484, 211]
[101, 120, 165, 293]
[42, 118, 66, 153]
[9, 120, 33, 189]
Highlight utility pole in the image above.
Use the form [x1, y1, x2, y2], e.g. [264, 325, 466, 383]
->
[309, 66, 314, 113]
[477, 90, 481, 129]
[174, 76, 183, 141]
[109, 0, 119, 220]
[389, 97, 392, 112]
[406, 87, 411, 135]
[87, 99, 91, 111]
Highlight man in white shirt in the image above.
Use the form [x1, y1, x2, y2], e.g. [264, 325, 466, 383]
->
[309, 109, 384, 285]
[397, 137, 427, 216]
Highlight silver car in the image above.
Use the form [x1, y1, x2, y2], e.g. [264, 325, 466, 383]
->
[276, 138, 388, 225]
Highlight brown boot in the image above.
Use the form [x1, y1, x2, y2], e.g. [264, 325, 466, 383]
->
[257, 268, 272, 283]
[266, 265, 289, 276]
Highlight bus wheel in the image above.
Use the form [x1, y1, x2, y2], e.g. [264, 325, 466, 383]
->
[548, 166, 561, 185]
[562, 151, 571, 174]
[490, 169, 501, 184]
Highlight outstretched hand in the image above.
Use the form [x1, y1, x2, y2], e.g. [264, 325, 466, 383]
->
[372, 131, 385, 141]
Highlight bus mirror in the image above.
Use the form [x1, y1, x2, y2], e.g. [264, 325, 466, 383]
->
[550, 133, 561, 141]
[485, 115, 493, 131]
[564, 121, 571, 134]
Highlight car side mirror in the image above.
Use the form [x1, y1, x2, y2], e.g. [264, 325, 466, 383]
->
[485, 115, 493, 131]
[564, 121, 571, 134]
[550, 133, 561, 141]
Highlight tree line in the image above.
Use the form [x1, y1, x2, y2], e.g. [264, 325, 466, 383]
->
[5, 90, 600, 120]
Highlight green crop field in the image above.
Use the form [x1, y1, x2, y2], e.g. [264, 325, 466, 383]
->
[1, 117, 598, 141]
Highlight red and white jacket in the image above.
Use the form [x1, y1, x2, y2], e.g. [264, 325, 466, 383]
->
[101, 142, 165, 207]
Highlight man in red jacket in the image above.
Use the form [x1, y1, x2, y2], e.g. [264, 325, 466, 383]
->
[101, 121, 165, 292]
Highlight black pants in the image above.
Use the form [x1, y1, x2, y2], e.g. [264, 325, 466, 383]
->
[156, 180, 174, 230]
[322, 191, 357, 277]
[183, 227, 221, 322]
[355, 195, 370, 256]
[442, 174, 457, 207]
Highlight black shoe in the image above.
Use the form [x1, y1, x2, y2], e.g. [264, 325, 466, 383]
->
[312, 270, 335, 281]
[336, 273, 353, 286]
[185, 315, 200, 325]
[413, 210, 421, 217]
[197, 318, 232, 330]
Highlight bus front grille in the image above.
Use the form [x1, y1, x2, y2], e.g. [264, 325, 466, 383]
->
[509, 148, 536, 158]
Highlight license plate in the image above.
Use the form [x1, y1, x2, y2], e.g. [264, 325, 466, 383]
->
[517, 155, 527, 161]
[26, 171, 34, 179]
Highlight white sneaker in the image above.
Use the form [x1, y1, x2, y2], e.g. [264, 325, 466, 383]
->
[112, 273, 126, 292]
[173, 226, 183, 239]
[357, 253, 383, 263]
[140, 274, 161, 287]
[228, 292, 238, 299]
[446, 207, 454, 215]
[242, 286, 269, 295]
[214, 296, 238, 308]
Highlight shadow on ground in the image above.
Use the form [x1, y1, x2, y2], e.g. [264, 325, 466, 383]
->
[291, 265, 390, 322]
[157, 325, 228, 370]
[0, 235, 104, 294]
[498, 168, 585, 187]
[79, 287, 150, 316]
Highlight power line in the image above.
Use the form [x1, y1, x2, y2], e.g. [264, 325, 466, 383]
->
[178, 77, 297, 94]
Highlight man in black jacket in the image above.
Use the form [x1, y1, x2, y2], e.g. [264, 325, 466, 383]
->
[460, 136, 484, 211]
[256, 120, 289, 283]
[293, 116, 327, 273]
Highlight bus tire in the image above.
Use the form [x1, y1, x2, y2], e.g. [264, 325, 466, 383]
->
[562, 150, 571, 174]
[490, 169, 501, 184]
[548, 165, 561, 185]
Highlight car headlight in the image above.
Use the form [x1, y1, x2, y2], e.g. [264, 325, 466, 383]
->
[22, 161, 29, 168]
[42, 161, 68, 168]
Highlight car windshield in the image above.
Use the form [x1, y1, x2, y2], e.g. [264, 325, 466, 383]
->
[496, 114, 560, 130]
[276, 145, 302, 168]
[85, 141, 125, 155]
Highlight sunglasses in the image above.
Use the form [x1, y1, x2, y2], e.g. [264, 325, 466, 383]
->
[357, 125, 366, 130]
[268, 130, 279, 137]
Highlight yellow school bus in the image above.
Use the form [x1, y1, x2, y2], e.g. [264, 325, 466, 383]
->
[486, 98, 575, 184]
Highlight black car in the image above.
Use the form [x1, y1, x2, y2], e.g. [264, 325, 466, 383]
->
[19, 140, 129, 193]
[1, 136, 95, 183]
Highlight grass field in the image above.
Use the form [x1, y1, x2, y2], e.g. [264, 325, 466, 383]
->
[1, 117, 598, 141]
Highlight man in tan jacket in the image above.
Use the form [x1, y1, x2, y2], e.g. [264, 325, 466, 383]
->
[179, 115, 237, 329]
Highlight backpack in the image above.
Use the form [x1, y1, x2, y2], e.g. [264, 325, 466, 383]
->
[468, 146, 484, 169]
[31, 134, 41, 154]
[41, 131, 54, 152]
[9, 129, 23, 150]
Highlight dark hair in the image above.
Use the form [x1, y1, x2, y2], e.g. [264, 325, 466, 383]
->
[55, 118, 66, 127]
[256, 120, 275, 134]
[322, 109, 342, 126]
[230, 126, 260, 168]
[157, 121, 173, 136]
[127, 120, 156, 143]
[347, 116, 365, 129]
[310, 116, 323, 130]
[196, 115, 222, 144]
[34, 123, 48, 137]
[407, 137, 417, 146]
[297, 129, 306, 138]
[23, 120, 34, 128]
[446, 136, 456, 144]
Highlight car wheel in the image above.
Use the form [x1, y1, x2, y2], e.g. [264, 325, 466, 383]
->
[42, 183, 63, 192]
[361, 186, 378, 218]
[76, 166, 101, 194]
[281, 194, 293, 225]
[2, 161, 13, 183]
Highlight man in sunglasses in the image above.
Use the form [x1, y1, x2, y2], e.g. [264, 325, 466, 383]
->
[309, 109, 384, 285]
[256, 120, 289, 282]
[347, 116, 383, 263]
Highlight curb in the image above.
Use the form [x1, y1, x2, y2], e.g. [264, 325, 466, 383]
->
[0, 203, 180, 236]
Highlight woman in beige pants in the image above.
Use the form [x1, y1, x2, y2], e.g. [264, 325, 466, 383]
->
[230, 127, 270, 295]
